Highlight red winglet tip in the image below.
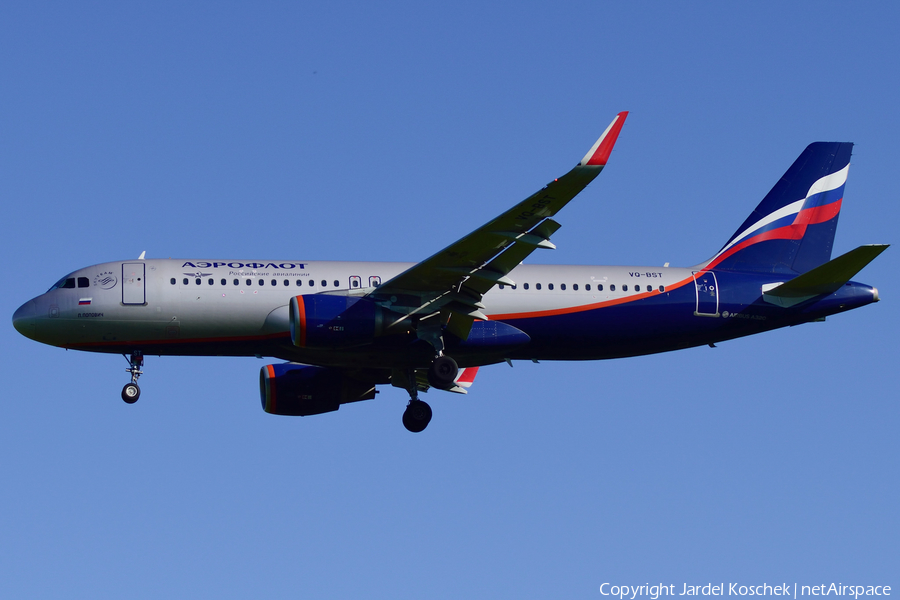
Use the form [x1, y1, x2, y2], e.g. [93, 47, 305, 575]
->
[584, 111, 628, 166]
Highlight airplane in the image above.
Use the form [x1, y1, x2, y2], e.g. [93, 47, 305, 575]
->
[12, 112, 888, 432]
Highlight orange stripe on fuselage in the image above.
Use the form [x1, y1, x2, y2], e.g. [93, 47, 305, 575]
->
[488, 275, 694, 321]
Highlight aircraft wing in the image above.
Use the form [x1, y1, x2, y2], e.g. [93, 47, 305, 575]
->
[369, 111, 628, 340]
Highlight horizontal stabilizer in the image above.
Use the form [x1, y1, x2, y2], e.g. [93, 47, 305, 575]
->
[763, 244, 888, 307]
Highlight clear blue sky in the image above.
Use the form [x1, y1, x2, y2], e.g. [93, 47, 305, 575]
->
[1, 3, 897, 597]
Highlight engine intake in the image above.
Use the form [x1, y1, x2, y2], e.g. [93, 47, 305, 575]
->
[260, 363, 376, 416]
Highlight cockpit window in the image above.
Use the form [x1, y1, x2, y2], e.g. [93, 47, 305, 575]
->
[48, 277, 76, 292]
[77, 277, 89, 288]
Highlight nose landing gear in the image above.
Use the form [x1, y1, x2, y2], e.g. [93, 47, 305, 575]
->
[121, 351, 143, 404]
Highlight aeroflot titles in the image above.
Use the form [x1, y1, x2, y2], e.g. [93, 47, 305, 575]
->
[599, 583, 891, 600]
[182, 262, 308, 270]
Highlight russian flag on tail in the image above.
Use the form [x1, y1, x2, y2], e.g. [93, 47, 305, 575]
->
[704, 142, 852, 275]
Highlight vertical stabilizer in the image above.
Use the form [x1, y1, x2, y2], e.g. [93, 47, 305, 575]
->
[702, 142, 852, 274]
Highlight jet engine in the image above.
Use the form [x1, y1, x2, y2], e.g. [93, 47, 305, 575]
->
[260, 363, 376, 416]
[289, 294, 385, 348]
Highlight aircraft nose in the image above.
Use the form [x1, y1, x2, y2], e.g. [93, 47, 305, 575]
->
[12, 300, 37, 340]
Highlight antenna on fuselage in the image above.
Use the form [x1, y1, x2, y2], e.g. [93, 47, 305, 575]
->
[138, 251, 146, 260]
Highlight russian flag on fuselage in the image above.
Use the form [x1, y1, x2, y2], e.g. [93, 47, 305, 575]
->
[708, 142, 852, 275]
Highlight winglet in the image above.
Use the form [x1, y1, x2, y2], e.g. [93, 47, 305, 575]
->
[579, 111, 629, 166]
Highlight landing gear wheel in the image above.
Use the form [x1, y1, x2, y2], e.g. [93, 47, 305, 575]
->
[121, 383, 141, 404]
[402, 400, 432, 433]
[427, 355, 458, 390]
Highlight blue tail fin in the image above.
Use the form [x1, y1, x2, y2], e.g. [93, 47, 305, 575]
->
[703, 142, 852, 275]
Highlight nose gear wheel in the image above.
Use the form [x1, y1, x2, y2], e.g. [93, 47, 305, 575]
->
[121, 382, 140, 403]
[122, 351, 144, 404]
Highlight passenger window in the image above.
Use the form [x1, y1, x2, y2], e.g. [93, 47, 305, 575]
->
[560, 283, 566, 290]
[524, 283, 530, 290]
[321, 280, 327, 287]
[183, 278, 188, 285]
[283, 280, 289, 286]
[309, 280, 314, 286]
[170, 278, 176, 285]
[259, 279, 265, 286]
[623, 284, 628, 292]
[659, 285, 665, 292]
[221, 279, 226, 286]
[296, 280, 302, 286]
[536, 283, 542, 290]
[245, 279, 252, 286]
[234, 279, 239, 285]
[270, 279, 276, 286]
[573, 283, 578, 291]
[208, 278, 214, 285]
[598, 284, 603, 291]
[610, 284, 616, 291]
[77, 277, 89, 288]
[586, 284, 591, 291]
[548, 283, 554, 290]
[646, 285, 652, 292]
[195, 278, 201, 285]
[333, 280, 339, 287]
[498, 284, 504, 289]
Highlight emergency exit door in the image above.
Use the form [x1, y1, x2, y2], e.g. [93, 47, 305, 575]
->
[122, 263, 146, 305]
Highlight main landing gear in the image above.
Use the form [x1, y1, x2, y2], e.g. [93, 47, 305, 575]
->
[401, 355, 459, 433]
[427, 355, 458, 390]
[121, 351, 143, 404]
[402, 398, 432, 433]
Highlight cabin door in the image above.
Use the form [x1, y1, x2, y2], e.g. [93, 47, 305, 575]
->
[122, 263, 146, 305]
[692, 271, 719, 317]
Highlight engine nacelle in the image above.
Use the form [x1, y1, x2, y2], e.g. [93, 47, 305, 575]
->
[289, 294, 383, 348]
[260, 363, 376, 416]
